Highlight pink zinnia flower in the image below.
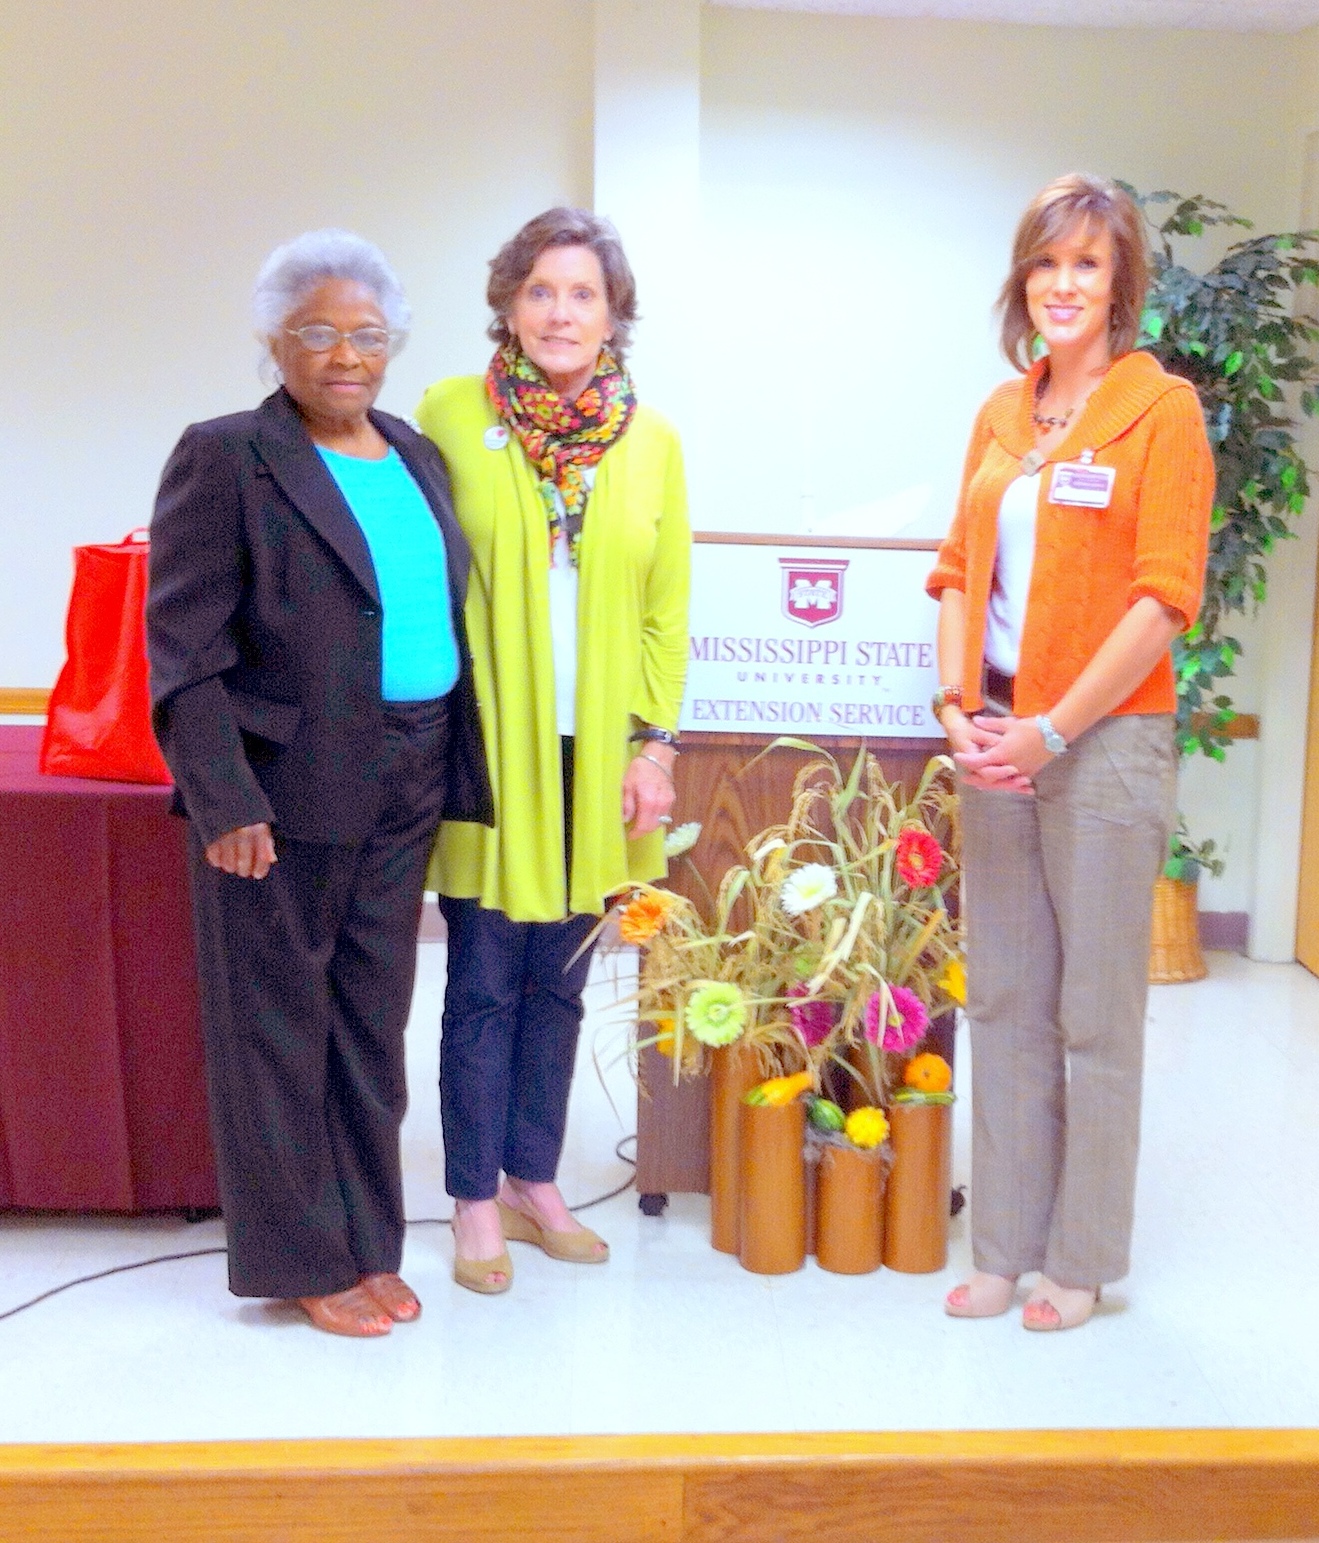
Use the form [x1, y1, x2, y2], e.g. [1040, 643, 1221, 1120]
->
[788, 984, 834, 1048]
[864, 985, 929, 1051]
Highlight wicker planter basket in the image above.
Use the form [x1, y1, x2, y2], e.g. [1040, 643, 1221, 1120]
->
[1148, 874, 1206, 984]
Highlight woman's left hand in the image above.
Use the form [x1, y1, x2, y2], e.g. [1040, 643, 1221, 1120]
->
[953, 714, 1054, 788]
[622, 747, 677, 838]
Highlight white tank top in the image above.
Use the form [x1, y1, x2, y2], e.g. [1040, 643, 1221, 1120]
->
[983, 471, 1040, 677]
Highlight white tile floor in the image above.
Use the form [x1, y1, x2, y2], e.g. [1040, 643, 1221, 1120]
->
[2, 945, 1317, 1443]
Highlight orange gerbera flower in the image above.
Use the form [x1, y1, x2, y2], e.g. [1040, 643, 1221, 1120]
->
[895, 826, 944, 887]
[617, 890, 674, 944]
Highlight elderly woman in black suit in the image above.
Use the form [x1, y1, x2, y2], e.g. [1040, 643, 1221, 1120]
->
[147, 229, 491, 1337]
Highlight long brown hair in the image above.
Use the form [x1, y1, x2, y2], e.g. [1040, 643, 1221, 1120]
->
[998, 174, 1149, 372]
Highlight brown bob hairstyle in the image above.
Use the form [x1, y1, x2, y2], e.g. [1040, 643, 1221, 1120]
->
[997, 173, 1149, 372]
[486, 206, 639, 361]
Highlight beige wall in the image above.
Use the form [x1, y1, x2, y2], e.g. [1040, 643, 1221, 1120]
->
[696, 11, 1300, 544]
[0, 0, 592, 686]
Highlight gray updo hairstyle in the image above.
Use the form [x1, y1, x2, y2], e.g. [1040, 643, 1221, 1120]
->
[252, 228, 411, 362]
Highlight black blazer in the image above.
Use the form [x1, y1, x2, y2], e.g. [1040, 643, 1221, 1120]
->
[147, 387, 493, 848]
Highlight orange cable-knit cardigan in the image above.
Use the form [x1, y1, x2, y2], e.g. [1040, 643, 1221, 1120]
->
[926, 349, 1214, 718]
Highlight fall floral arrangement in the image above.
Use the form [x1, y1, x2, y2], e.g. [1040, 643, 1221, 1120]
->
[616, 740, 965, 1110]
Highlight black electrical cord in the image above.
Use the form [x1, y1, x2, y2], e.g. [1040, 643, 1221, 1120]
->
[0, 1135, 638, 1326]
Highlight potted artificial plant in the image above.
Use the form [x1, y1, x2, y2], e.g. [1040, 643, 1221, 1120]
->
[1128, 187, 1319, 976]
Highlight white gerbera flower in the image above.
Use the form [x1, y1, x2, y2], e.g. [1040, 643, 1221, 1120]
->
[779, 863, 838, 916]
[663, 820, 702, 858]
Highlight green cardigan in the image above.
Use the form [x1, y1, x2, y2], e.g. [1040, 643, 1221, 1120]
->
[416, 375, 691, 921]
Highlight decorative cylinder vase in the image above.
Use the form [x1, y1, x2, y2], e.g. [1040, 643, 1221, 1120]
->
[815, 1143, 886, 1275]
[738, 1099, 807, 1275]
[709, 1040, 763, 1254]
[882, 1101, 952, 1273]
[1148, 874, 1206, 984]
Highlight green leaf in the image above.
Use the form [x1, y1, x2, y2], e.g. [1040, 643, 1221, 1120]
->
[1224, 350, 1245, 376]
[1141, 309, 1165, 340]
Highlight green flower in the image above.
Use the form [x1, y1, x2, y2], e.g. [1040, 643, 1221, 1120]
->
[686, 981, 747, 1046]
[663, 820, 702, 858]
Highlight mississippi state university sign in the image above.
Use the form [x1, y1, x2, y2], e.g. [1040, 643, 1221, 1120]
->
[680, 538, 941, 739]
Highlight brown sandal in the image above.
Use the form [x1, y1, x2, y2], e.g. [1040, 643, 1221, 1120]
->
[360, 1272, 422, 1322]
[297, 1284, 393, 1337]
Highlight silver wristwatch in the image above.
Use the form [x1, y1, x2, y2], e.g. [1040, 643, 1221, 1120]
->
[1035, 714, 1068, 755]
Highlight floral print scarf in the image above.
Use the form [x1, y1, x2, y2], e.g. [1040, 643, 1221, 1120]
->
[485, 342, 637, 566]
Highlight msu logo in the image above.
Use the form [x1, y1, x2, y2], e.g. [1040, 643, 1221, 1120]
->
[780, 558, 848, 629]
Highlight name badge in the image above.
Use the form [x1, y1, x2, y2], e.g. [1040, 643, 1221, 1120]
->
[1050, 460, 1114, 508]
[483, 425, 509, 451]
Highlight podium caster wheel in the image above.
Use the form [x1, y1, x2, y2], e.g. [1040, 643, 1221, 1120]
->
[638, 1192, 668, 1217]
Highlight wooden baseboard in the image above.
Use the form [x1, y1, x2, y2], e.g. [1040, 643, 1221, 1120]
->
[1, 1430, 1317, 1542]
[0, 688, 49, 716]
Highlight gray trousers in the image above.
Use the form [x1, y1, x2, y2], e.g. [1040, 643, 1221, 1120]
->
[961, 713, 1177, 1288]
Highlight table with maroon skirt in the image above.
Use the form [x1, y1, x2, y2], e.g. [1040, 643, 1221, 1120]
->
[0, 725, 218, 1212]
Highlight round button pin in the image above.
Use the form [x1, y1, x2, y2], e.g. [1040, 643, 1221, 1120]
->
[483, 425, 509, 450]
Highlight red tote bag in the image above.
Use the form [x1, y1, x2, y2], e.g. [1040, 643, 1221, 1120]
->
[40, 528, 173, 785]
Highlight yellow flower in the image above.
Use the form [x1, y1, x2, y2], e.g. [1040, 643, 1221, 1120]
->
[939, 957, 967, 1006]
[845, 1106, 889, 1150]
[652, 1015, 676, 1058]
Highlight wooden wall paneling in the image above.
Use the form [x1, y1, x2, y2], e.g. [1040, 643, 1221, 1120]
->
[2, 1431, 1317, 1543]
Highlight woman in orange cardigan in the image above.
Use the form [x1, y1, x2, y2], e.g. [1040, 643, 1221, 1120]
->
[927, 174, 1213, 1331]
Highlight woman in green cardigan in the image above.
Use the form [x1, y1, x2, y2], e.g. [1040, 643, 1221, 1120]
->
[416, 207, 690, 1293]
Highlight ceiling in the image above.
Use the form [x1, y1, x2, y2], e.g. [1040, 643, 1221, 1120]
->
[710, 0, 1319, 32]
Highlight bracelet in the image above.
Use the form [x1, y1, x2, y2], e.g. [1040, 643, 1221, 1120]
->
[930, 685, 963, 719]
[629, 725, 681, 747]
[638, 751, 675, 783]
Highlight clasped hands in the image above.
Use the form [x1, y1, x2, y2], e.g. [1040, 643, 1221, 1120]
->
[947, 711, 1056, 795]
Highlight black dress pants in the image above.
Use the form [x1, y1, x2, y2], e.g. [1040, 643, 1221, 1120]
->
[187, 697, 449, 1299]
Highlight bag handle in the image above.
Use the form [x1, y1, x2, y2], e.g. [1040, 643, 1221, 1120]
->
[121, 528, 150, 546]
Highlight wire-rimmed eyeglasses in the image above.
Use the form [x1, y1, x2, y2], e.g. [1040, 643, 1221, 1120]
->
[284, 325, 395, 357]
